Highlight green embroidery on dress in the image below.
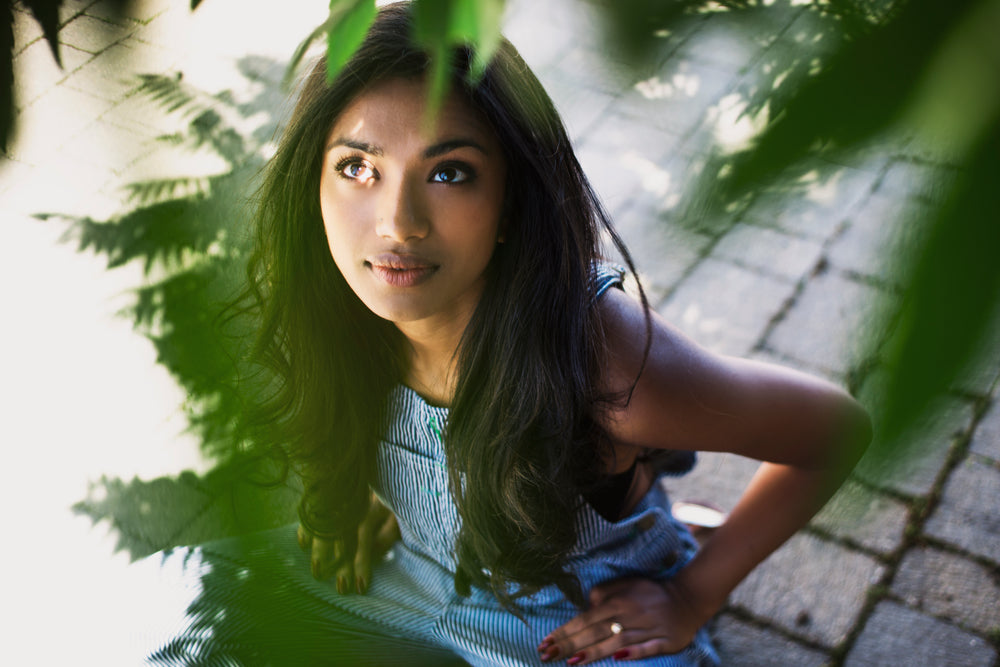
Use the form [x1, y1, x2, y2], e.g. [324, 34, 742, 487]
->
[428, 414, 443, 440]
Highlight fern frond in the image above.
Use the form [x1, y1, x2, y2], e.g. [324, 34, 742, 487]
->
[125, 177, 212, 206]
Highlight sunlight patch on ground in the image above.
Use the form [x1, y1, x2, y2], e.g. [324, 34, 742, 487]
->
[708, 93, 769, 153]
[635, 72, 701, 100]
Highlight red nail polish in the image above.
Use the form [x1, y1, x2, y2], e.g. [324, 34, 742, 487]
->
[614, 648, 630, 660]
[567, 652, 585, 665]
[541, 646, 559, 662]
[537, 638, 552, 652]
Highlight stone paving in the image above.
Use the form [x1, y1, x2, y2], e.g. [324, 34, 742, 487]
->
[4, 0, 999, 665]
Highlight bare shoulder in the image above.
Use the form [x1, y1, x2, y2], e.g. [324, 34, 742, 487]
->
[594, 288, 871, 465]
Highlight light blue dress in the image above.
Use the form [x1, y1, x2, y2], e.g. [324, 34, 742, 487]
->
[145, 268, 719, 666]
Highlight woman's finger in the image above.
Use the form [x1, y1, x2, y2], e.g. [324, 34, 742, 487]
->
[539, 608, 623, 662]
[609, 637, 688, 662]
[354, 512, 376, 595]
[541, 621, 638, 664]
[332, 539, 356, 594]
[354, 497, 400, 594]
[296, 523, 313, 552]
[310, 535, 336, 581]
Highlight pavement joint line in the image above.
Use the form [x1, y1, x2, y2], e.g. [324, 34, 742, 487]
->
[840, 392, 1000, 657]
[721, 600, 836, 657]
[914, 534, 1000, 580]
[800, 522, 896, 567]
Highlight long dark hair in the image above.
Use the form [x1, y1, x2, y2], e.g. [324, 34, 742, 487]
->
[248, 3, 651, 612]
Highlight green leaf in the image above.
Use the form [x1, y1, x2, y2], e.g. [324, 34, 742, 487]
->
[22, 0, 63, 67]
[875, 122, 1000, 449]
[326, 0, 378, 83]
[412, 0, 506, 120]
[450, 0, 504, 82]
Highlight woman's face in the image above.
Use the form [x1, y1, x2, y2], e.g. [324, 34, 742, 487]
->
[319, 77, 507, 333]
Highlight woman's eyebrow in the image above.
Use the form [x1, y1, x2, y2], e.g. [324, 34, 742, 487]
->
[326, 137, 383, 156]
[424, 138, 488, 158]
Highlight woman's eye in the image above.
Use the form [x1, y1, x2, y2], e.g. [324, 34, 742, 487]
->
[337, 159, 377, 183]
[430, 165, 471, 184]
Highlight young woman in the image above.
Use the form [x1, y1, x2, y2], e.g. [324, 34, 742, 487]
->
[151, 3, 871, 665]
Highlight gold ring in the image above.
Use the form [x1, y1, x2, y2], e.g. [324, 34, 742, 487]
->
[610, 622, 623, 635]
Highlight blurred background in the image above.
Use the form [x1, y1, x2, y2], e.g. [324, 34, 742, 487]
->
[2, 0, 998, 664]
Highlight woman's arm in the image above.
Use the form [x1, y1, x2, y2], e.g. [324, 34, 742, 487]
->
[540, 289, 872, 663]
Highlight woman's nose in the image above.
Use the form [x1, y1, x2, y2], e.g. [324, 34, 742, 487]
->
[375, 178, 429, 242]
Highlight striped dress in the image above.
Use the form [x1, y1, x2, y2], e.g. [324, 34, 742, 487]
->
[144, 267, 719, 666]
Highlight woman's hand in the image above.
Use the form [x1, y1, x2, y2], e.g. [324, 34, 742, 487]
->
[538, 576, 712, 664]
[297, 492, 399, 594]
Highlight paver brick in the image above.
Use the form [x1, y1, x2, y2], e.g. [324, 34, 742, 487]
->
[970, 400, 1000, 463]
[892, 546, 1000, 636]
[58, 13, 133, 55]
[616, 55, 738, 139]
[811, 480, 910, 555]
[85, 0, 174, 24]
[844, 601, 997, 667]
[670, 7, 796, 70]
[827, 192, 931, 285]
[924, 455, 1000, 565]
[20, 139, 121, 217]
[712, 614, 831, 667]
[710, 223, 824, 283]
[953, 313, 1000, 397]
[660, 258, 795, 356]
[729, 532, 885, 648]
[614, 200, 712, 297]
[12, 38, 93, 109]
[766, 270, 885, 376]
[6, 84, 118, 166]
[662, 452, 760, 514]
[575, 110, 687, 216]
[12, 4, 46, 56]
[741, 164, 877, 239]
[877, 158, 957, 203]
[502, 0, 576, 73]
[62, 42, 143, 103]
[543, 75, 619, 144]
[58, 117, 151, 176]
[555, 43, 644, 97]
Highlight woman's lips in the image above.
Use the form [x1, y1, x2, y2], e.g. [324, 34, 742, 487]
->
[367, 254, 438, 287]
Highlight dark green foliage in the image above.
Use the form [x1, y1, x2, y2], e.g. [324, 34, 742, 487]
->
[876, 127, 1000, 448]
[326, 0, 377, 82]
[143, 528, 469, 666]
[38, 69, 271, 466]
[21, 0, 61, 65]
[1, 1, 16, 151]
[411, 0, 503, 105]
[73, 454, 299, 561]
[698, 0, 971, 202]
